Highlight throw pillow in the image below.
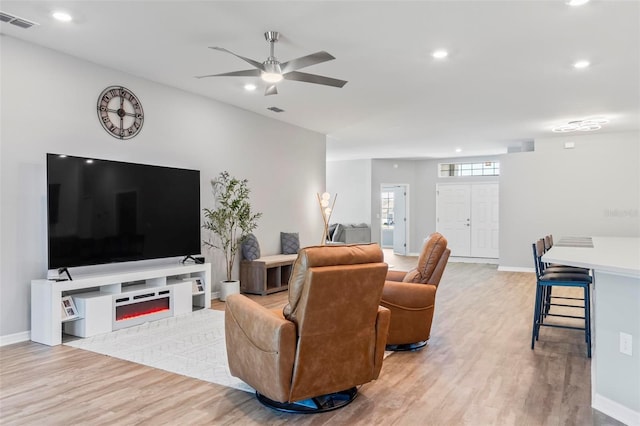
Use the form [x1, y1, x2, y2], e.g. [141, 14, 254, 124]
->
[327, 223, 338, 241]
[332, 224, 343, 242]
[241, 233, 261, 261]
[281, 232, 300, 254]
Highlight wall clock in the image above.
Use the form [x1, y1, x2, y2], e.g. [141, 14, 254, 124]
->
[97, 86, 144, 140]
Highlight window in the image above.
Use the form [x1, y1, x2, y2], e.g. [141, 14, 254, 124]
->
[381, 191, 394, 229]
[439, 161, 500, 177]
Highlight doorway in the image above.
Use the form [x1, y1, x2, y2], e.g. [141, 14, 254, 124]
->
[381, 184, 408, 255]
[436, 183, 499, 258]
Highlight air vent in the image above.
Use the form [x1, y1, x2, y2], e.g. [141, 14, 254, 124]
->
[267, 107, 285, 113]
[0, 11, 39, 29]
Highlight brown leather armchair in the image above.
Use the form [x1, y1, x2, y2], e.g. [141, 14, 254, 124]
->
[225, 243, 390, 413]
[380, 232, 450, 351]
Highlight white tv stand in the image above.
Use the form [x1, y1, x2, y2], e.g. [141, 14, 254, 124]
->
[31, 262, 211, 346]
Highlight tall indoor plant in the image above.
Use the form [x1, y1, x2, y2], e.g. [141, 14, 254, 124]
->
[203, 171, 262, 300]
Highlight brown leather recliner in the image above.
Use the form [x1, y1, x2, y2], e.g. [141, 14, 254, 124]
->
[225, 243, 390, 413]
[380, 232, 450, 351]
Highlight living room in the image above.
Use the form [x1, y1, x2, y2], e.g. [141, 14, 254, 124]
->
[1, 1, 639, 425]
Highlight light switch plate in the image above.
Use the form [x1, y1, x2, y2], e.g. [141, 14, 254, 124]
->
[620, 332, 633, 356]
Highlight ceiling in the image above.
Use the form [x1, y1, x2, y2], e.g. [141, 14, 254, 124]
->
[1, 1, 639, 161]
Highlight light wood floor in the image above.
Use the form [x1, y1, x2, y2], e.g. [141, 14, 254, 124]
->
[1, 253, 622, 425]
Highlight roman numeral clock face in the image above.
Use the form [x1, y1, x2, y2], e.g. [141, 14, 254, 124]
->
[97, 86, 144, 140]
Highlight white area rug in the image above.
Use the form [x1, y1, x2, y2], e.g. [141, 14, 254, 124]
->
[64, 309, 253, 393]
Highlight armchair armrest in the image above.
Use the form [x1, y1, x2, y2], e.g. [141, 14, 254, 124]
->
[380, 281, 438, 345]
[386, 269, 407, 282]
[373, 305, 390, 378]
[381, 281, 436, 310]
[225, 294, 296, 402]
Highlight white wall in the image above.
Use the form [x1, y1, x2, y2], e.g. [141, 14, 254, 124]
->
[499, 132, 640, 269]
[366, 157, 499, 254]
[326, 159, 371, 224]
[331, 135, 638, 268]
[0, 37, 326, 339]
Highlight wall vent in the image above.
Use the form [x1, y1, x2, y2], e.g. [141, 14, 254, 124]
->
[267, 106, 285, 113]
[0, 11, 39, 29]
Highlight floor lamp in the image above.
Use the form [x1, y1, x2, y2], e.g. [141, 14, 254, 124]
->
[317, 192, 337, 245]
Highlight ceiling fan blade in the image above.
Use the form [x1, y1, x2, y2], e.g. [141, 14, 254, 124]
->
[209, 47, 265, 71]
[280, 51, 335, 73]
[195, 69, 262, 79]
[283, 71, 348, 88]
[265, 85, 278, 96]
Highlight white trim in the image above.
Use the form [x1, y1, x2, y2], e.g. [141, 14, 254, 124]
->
[450, 256, 499, 265]
[1, 331, 30, 347]
[593, 393, 640, 426]
[211, 291, 220, 301]
[497, 265, 535, 273]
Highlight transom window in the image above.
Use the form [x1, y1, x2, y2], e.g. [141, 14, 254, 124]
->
[439, 161, 500, 177]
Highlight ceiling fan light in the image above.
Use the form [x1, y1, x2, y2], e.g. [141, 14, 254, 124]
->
[261, 72, 283, 83]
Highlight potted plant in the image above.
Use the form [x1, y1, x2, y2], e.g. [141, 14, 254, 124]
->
[203, 171, 262, 301]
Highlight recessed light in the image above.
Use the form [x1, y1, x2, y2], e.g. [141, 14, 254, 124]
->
[567, 0, 590, 6]
[244, 84, 257, 91]
[573, 60, 590, 69]
[86, 159, 93, 164]
[432, 49, 449, 59]
[455, 148, 462, 153]
[52, 11, 72, 22]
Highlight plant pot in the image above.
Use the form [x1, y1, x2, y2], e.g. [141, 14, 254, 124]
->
[220, 280, 240, 301]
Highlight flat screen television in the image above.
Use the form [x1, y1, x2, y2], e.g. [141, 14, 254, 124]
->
[47, 153, 201, 269]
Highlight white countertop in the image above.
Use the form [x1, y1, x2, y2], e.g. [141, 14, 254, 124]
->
[542, 236, 640, 278]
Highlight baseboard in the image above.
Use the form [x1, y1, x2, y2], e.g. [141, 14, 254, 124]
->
[497, 265, 535, 273]
[211, 291, 220, 300]
[0, 331, 30, 347]
[593, 393, 640, 426]
[449, 256, 499, 265]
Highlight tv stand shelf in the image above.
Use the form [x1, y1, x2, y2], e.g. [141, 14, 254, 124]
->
[31, 262, 211, 346]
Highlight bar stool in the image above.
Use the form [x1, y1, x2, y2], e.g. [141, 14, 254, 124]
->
[531, 239, 592, 357]
[540, 236, 591, 316]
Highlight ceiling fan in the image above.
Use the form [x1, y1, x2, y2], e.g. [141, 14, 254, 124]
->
[196, 31, 348, 96]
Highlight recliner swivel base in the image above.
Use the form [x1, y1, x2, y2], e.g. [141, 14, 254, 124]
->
[385, 340, 427, 351]
[256, 387, 358, 413]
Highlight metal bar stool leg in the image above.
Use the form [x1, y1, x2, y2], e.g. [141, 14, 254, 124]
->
[532, 283, 543, 349]
[585, 285, 592, 358]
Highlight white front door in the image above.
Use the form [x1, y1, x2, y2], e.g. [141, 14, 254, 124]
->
[470, 183, 499, 258]
[436, 184, 471, 256]
[437, 183, 499, 258]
